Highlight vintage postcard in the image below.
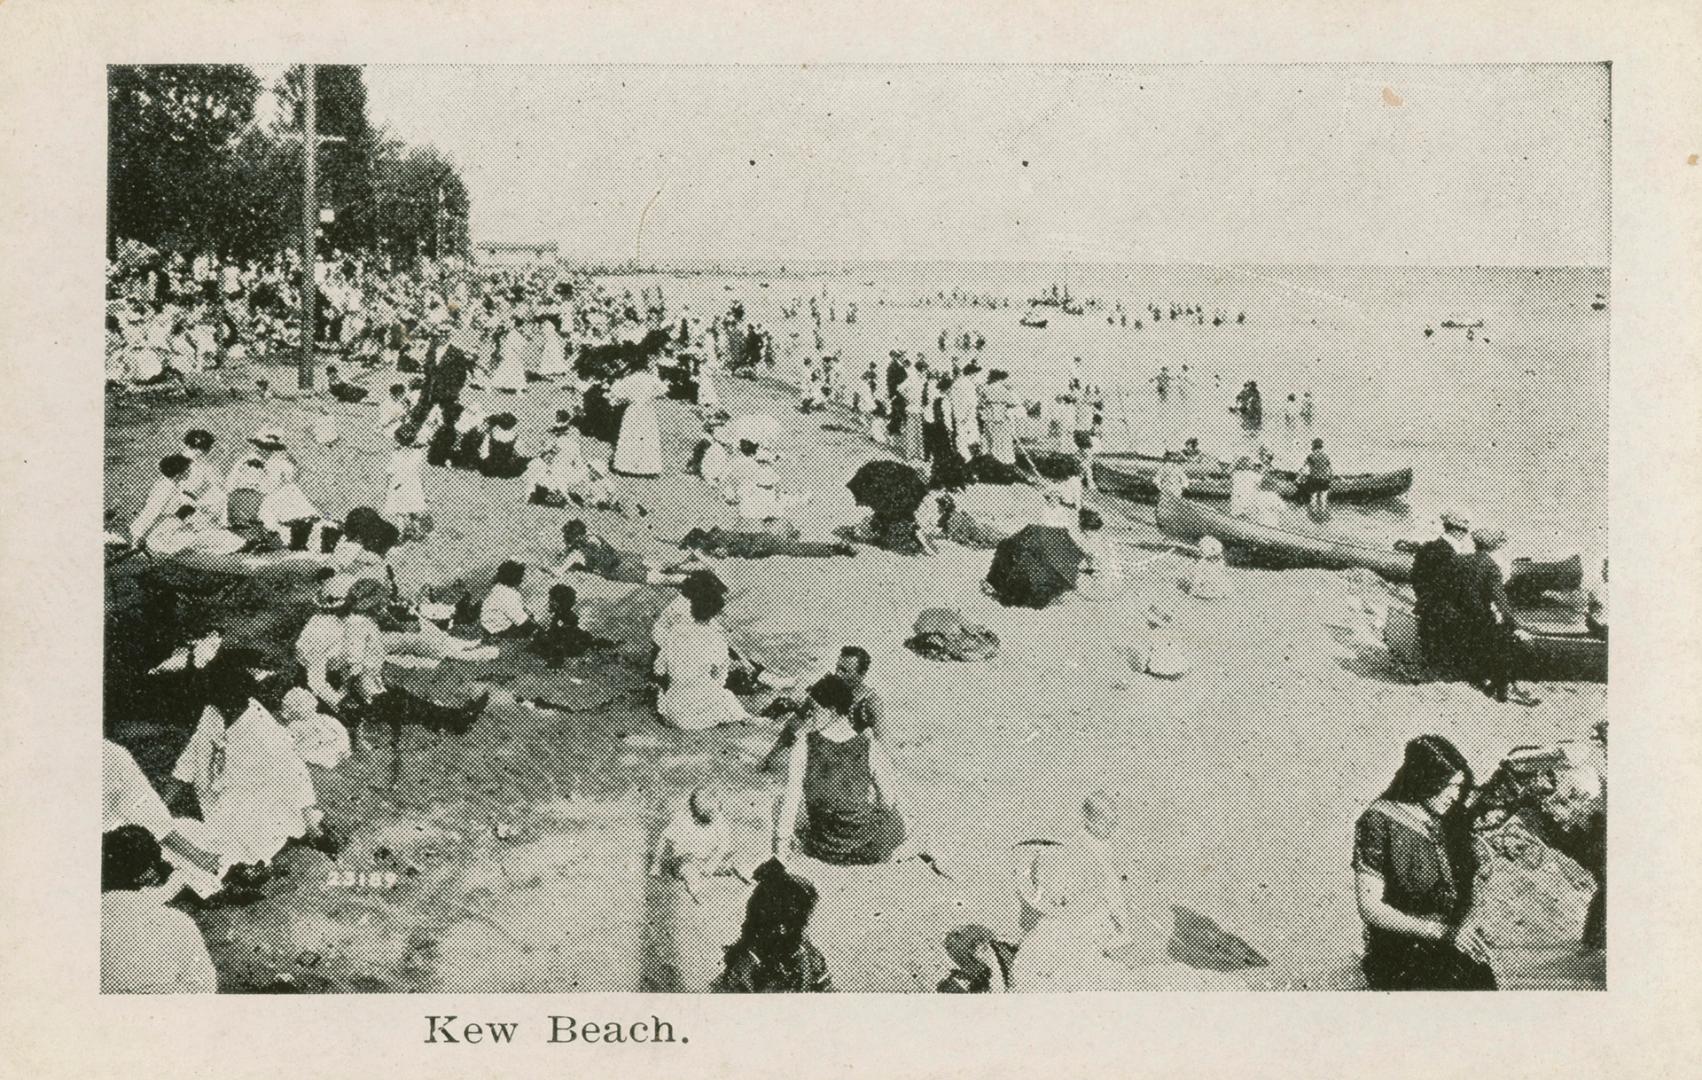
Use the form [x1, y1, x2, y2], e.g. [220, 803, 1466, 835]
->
[2, 2, 1698, 1078]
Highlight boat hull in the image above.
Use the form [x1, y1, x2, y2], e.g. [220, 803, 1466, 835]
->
[1384, 605, 1606, 683]
[1017, 445, 1412, 505]
[1156, 493, 1415, 580]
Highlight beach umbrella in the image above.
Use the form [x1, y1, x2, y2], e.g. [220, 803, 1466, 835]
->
[985, 525, 1087, 609]
[847, 460, 930, 518]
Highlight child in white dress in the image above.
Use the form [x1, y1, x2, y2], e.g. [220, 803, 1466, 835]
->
[384, 420, 434, 541]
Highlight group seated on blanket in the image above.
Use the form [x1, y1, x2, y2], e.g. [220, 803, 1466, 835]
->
[835, 510, 937, 555]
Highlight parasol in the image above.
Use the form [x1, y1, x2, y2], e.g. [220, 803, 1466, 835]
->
[985, 524, 1087, 609]
[847, 460, 930, 519]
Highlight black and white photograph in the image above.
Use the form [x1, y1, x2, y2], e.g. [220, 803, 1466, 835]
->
[94, 60, 1614, 996]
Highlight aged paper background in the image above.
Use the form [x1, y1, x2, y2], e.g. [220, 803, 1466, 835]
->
[1, 1, 1697, 1077]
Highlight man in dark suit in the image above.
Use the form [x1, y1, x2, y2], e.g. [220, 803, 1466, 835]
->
[1411, 510, 1473, 672]
[1457, 527, 1540, 706]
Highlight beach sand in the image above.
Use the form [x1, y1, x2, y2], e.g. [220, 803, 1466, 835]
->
[103, 348, 1605, 993]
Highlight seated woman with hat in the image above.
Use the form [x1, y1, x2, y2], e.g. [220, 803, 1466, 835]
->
[525, 414, 621, 510]
[127, 454, 248, 557]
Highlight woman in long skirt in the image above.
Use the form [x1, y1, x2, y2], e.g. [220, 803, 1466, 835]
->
[609, 360, 666, 477]
[487, 316, 529, 394]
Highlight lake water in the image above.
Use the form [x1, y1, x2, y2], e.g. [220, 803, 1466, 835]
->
[610, 262, 1609, 562]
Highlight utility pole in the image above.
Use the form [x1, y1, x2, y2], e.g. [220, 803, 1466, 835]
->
[298, 63, 317, 391]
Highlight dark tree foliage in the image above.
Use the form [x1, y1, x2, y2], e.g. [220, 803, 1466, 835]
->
[108, 64, 471, 264]
[107, 66, 264, 255]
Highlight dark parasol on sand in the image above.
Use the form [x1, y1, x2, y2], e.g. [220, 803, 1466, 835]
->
[985, 524, 1087, 609]
[847, 460, 930, 519]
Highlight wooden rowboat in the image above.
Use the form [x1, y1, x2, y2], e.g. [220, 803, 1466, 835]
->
[1383, 605, 1606, 683]
[1155, 495, 1581, 591]
[1156, 493, 1415, 580]
[1017, 446, 1412, 505]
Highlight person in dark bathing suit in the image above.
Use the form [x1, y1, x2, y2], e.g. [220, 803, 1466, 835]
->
[771, 674, 907, 865]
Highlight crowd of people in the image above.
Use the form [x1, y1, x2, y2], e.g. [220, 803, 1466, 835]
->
[101, 242, 1598, 995]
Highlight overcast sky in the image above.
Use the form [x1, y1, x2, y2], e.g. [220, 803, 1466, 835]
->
[344, 64, 1608, 267]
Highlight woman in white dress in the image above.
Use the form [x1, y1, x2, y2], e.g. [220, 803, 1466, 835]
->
[128, 454, 246, 556]
[695, 340, 722, 411]
[609, 359, 667, 477]
[171, 661, 320, 866]
[654, 587, 758, 731]
[487, 309, 530, 394]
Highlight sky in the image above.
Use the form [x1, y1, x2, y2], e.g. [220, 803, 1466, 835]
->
[336, 64, 1609, 267]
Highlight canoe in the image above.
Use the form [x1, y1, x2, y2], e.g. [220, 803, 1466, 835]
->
[1156, 493, 1415, 580]
[1016, 445, 1412, 505]
[1383, 605, 1606, 683]
[1155, 495, 1581, 590]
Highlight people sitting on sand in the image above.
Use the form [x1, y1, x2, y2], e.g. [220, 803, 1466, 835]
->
[649, 786, 745, 904]
[479, 413, 528, 479]
[531, 419, 621, 510]
[100, 826, 218, 994]
[654, 584, 766, 731]
[1015, 791, 1133, 940]
[937, 924, 1014, 993]
[480, 560, 536, 640]
[104, 738, 229, 900]
[760, 645, 890, 772]
[529, 583, 616, 667]
[128, 453, 247, 556]
[329, 506, 400, 580]
[709, 858, 833, 993]
[326, 364, 368, 403]
[771, 673, 909, 865]
[169, 654, 323, 867]
[1354, 735, 1497, 990]
[935, 493, 1008, 550]
[557, 520, 697, 586]
[447, 405, 489, 471]
[689, 418, 733, 490]
[1185, 536, 1233, 599]
[278, 687, 352, 770]
[294, 574, 386, 730]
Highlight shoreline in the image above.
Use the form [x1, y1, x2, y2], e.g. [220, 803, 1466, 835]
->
[103, 333, 1605, 993]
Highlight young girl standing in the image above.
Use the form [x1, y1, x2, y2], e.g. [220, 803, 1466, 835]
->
[384, 421, 434, 542]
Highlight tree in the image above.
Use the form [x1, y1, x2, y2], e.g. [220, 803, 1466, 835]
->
[107, 66, 263, 255]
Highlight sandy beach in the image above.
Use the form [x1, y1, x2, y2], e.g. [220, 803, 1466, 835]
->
[103, 334, 1605, 994]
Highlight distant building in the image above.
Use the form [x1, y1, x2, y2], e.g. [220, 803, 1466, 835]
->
[474, 241, 559, 267]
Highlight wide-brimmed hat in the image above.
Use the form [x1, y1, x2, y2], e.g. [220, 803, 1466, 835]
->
[1440, 510, 1471, 530]
[248, 426, 287, 451]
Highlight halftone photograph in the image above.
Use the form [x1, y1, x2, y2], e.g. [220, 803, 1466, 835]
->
[102, 63, 1607, 995]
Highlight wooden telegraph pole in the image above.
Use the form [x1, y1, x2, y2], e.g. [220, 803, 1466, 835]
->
[298, 64, 318, 391]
